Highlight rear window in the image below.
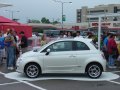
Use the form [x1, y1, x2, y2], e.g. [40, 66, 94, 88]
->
[90, 41, 98, 49]
[75, 41, 90, 50]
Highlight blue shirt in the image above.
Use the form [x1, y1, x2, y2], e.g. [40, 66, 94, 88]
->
[103, 37, 108, 46]
[0, 37, 5, 49]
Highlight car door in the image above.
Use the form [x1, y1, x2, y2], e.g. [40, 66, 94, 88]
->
[72, 41, 91, 72]
[42, 41, 77, 73]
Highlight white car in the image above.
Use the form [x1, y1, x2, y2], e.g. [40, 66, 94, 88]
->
[16, 38, 106, 78]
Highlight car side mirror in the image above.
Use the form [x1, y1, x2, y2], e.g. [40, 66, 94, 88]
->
[45, 49, 50, 55]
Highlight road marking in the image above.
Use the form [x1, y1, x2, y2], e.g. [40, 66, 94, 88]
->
[108, 80, 120, 85]
[111, 71, 120, 73]
[0, 82, 21, 86]
[0, 72, 47, 90]
[5, 72, 120, 81]
[0, 72, 5, 75]
[19, 80, 46, 90]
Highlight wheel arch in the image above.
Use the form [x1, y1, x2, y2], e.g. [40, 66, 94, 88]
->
[24, 62, 42, 74]
[85, 62, 103, 73]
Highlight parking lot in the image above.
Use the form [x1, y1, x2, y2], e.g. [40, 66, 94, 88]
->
[0, 63, 120, 90]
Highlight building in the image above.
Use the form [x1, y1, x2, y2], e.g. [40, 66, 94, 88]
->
[28, 22, 89, 31]
[0, 2, 12, 8]
[77, 4, 120, 23]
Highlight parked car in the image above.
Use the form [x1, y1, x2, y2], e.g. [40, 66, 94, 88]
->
[16, 38, 106, 78]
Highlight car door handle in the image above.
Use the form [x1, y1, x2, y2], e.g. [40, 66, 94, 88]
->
[72, 56, 76, 57]
[69, 55, 76, 57]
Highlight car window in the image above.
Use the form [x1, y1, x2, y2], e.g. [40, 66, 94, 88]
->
[74, 41, 90, 50]
[90, 41, 98, 49]
[44, 41, 72, 52]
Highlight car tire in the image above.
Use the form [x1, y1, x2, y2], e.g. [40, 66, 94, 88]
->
[86, 63, 102, 78]
[24, 63, 41, 78]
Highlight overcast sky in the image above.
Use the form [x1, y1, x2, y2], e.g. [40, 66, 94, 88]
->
[0, 0, 120, 23]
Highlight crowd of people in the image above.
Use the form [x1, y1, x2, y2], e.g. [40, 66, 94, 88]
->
[102, 32, 119, 68]
[40, 31, 98, 46]
[39, 31, 87, 46]
[0, 29, 28, 70]
[40, 31, 120, 68]
[0, 29, 120, 70]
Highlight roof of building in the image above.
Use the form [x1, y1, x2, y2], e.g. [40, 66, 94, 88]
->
[0, 3, 12, 8]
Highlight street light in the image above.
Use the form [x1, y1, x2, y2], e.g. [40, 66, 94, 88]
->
[5, 10, 19, 20]
[53, 0, 72, 30]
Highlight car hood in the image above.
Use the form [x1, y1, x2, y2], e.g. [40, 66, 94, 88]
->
[20, 51, 37, 58]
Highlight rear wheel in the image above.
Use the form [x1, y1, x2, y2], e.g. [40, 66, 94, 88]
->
[86, 64, 102, 78]
[24, 63, 41, 78]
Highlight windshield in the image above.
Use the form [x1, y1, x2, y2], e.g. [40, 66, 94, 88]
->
[33, 40, 55, 52]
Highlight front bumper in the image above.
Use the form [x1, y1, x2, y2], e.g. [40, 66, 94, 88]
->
[16, 59, 24, 74]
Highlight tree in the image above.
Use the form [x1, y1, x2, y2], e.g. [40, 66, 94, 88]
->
[52, 21, 60, 24]
[41, 17, 50, 24]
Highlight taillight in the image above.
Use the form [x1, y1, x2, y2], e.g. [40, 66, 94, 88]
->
[101, 54, 106, 60]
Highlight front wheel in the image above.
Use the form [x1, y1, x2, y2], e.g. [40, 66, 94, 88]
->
[86, 64, 102, 78]
[24, 63, 41, 78]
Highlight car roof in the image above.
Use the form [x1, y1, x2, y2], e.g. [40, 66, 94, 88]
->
[39, 37, 96, 52]
[49, 38, 92, 44]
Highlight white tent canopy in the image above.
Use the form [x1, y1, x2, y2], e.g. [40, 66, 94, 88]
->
[0, 3, 12, 8]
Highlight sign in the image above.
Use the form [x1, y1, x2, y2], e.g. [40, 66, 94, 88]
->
[113, 23, 120, 27]
[91, 22, 120, 28]
[92, 23, 111, 27]
[72, 26, 79, 30]
[62, 15, 66, 21]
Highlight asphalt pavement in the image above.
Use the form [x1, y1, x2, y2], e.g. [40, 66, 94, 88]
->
[0, 61, 120, 90]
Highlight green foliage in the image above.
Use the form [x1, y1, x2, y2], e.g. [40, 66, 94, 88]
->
[27, 17, 60, 24]
[52, 21, 59, 24]
[41, 17, 50, 23]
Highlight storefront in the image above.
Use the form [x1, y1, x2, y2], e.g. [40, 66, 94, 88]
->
[90, 21, 120, 34]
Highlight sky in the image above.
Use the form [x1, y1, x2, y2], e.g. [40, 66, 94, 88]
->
[0, 0, 120, 23]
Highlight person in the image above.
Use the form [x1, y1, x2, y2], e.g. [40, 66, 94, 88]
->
[40, 34, 47, 46]
[13, 31, 19, 47]
[0, 31, 5, 64]
[108, 34, 118, 68]
[58, 32, 64, 38]
[4, 28, 10, 38]
[63, 32, 67, 38]
[19, 31, 28, 53]
[67, 32, 72, 38]
[5, 29, 16, 70]
[102, 31, 107, 41]
[13, 31, 20, 57]
[102, 33, 111, 60]
[87, 32, 93, 39]
[76, 31, 83, 38]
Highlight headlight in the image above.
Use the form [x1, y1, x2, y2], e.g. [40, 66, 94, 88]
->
[101, 54, 106, 60]
[18, 58, 22, 62]
[17, 58, 23, 65]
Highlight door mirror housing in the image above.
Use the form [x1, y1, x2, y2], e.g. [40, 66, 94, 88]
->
[45, 49, 50, 55]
